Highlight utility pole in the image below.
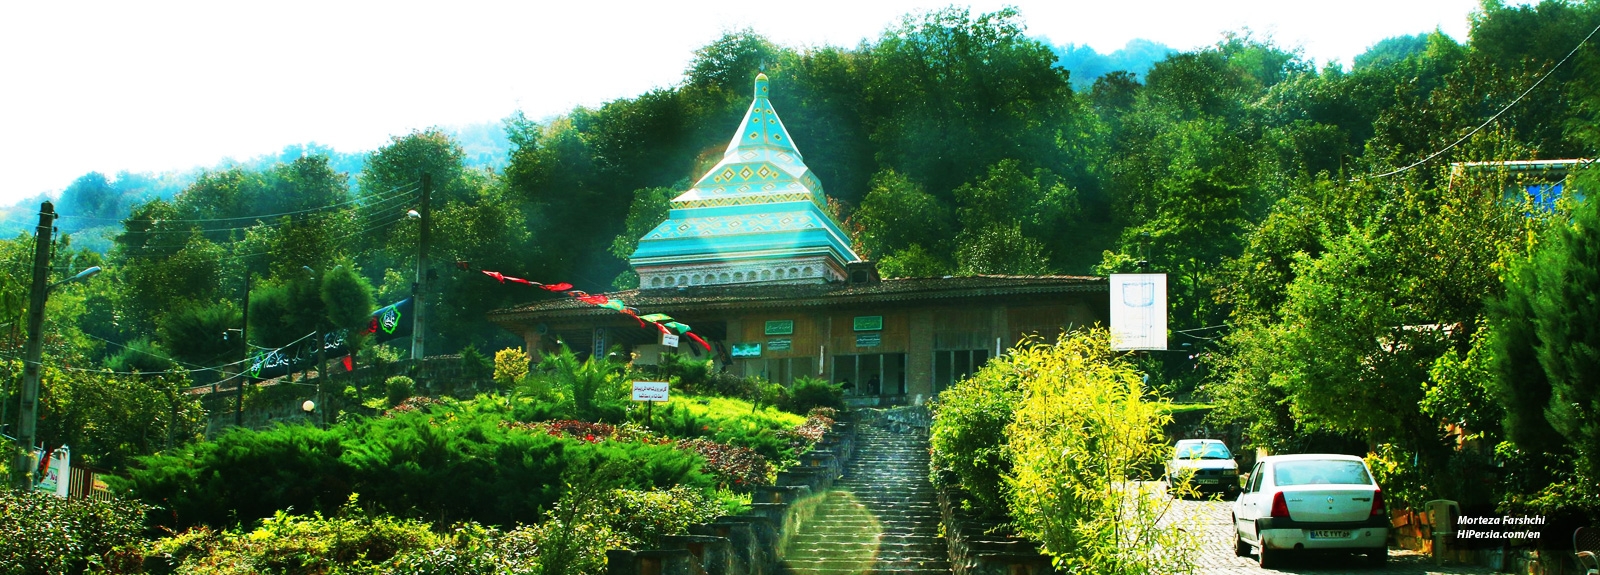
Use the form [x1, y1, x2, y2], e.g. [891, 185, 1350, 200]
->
[12, 202, 55, 488]
[236, 274, 251, 427]
[411, 173, 431, 362]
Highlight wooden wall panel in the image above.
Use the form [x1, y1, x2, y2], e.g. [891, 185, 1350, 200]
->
[828, 310, 908, 354]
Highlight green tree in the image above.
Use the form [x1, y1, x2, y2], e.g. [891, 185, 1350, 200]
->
[865, 7, 1074, 200]
[853, 169, 953, 264]
[609, 186, 675, 289]
[157, 300, 244, 368]
[1525, 193, 1600, 481]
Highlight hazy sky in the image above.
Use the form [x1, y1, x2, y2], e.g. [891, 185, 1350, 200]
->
[0, 0, 1492, 204]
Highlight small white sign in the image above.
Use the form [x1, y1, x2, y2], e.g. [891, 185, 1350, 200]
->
[632, 381, 670, 402]
[661, 333, 680, 348]
[1110, 273, 1168, 351]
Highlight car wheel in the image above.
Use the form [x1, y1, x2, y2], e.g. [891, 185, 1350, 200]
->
[1366, 548, 1387, 567]
[1233, 522, 1249, 557]
[1258, 545, 1279, 569]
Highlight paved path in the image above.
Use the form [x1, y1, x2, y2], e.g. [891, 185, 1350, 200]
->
[780, 425, 952, 575]
[1174, 496, 1497, 575]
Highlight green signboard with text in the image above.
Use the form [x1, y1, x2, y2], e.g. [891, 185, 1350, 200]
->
[764, 320, 794, 335]
[731, 343, 762, 358]
[853, 316, 883, 331]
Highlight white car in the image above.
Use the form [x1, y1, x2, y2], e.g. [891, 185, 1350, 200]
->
[1165, 439, 1240, 496]
[1231, 454, 1389, 568]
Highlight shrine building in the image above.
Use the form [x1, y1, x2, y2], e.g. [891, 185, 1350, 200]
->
[488, 74, 1108, 405]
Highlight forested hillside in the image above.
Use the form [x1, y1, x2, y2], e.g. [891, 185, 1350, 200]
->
[2, 4, 1599, 510]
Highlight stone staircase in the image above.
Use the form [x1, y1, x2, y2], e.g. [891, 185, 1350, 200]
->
[780, 424, 952, 575]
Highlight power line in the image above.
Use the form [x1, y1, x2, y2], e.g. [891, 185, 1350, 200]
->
[1362, 19, 1600, 181]
[110, 184, 419, 239]
[116, 190, 419, 251]
[56, 181, 418, 224]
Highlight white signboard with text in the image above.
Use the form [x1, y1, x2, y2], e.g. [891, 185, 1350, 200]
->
[661, 333, 680, 348]
[631, 381, 670, 402]
[1109, 273, 1167, 351]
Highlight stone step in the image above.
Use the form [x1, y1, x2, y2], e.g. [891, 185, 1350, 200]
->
[789, 534, 946, 545]
[783, 560, 952, 571]
[809, 509, 941, 519]
[782, 569, 953, 575]
[785, 544, 948, 556]
[782, 423, 950, 575]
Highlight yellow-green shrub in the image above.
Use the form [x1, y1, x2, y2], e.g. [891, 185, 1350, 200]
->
[1003, 329, 1196, 574]
[492, 347, 529, 391]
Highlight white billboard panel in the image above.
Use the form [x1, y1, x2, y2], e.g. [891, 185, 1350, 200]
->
[1109, 273, 1167, 351]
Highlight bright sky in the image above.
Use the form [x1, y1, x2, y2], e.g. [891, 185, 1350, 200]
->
[0, 0, 1489, 204]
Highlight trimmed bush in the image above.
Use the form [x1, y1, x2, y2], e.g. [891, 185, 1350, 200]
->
[0, 489, 148, 575]
[787, 377, 844, 413]
[129, 501, 441, 575]
[929, 353, 1022, 517]
[385, 375, 416, 408]
[492, 347, 529, 392]
[116, 403, 711, 530]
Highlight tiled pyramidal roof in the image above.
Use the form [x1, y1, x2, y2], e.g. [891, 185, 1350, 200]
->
[630, 73, 860, 288]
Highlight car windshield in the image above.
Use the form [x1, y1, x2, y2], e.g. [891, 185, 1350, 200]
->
[1174, 442, 1231, 460]
[1273, 460, 1374, 486]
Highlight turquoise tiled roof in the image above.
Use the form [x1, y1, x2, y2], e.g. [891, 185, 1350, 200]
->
[631, 74, 859, 270]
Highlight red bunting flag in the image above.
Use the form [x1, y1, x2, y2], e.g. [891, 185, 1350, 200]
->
[474, 269, 711, 352]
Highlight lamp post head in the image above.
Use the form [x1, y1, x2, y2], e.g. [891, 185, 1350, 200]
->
[49, 266, 103, 291]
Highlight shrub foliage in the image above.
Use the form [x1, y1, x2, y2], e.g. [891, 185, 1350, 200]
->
[931, 329, 1197, 574]
[0, 489, 148, 575]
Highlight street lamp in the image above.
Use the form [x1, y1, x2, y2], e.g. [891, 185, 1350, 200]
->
[10, 250, 102, 488]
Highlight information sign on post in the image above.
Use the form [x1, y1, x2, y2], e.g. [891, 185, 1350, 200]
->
[661, 333, 680, 348]
[632, 381, 669, 427]
[632, 381, 670, 402]
[1109, 273, 1167, 351]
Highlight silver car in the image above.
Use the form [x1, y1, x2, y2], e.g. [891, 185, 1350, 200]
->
[1231, 454, 1389, 568]
[1166, 439, 1240, 496]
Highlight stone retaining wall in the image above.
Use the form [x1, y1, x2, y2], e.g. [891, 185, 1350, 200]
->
[606, 415, 859, 575]
[937, 485, 1053, 575]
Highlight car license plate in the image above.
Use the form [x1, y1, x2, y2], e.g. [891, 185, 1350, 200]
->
[1309, 530, 1350, 539]
[1196, 478, 1219, 484]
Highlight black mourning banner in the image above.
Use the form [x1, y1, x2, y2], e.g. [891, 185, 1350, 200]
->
[367, 298, 413, 343]
[247, 298, 411, 380]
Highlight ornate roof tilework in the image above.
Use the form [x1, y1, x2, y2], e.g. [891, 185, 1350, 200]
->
[630, 74, 860, 276]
